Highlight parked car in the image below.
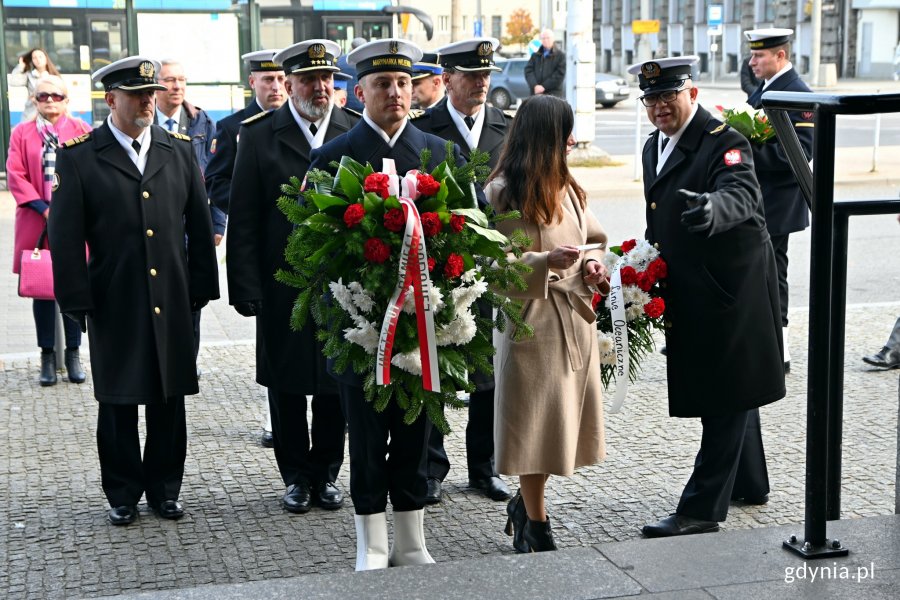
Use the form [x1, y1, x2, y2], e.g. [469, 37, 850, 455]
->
[489, 57, 631, 110]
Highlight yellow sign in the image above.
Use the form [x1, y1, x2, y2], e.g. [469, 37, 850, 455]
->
[400, 13, 411, 34]
[632, 20, 661, 35]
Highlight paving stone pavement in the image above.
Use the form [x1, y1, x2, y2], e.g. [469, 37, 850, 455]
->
[1, 301, 898, 599]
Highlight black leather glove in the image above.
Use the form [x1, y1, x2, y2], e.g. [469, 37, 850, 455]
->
[678, 189, 713, 233]
[190, 298, 209, 312]
[64, 312, 87, 333]
[234, 300, 262, 317]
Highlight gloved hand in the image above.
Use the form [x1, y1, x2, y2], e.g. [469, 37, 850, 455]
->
[234, 300, 262, 317]
[190, 298, 209, 312]
[64, 312, 87, 333]
[678, 189, 713, 233]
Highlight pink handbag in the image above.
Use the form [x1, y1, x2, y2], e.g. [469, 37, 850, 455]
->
[18, 227, 55, 300]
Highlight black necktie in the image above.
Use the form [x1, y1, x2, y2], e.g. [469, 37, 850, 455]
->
[131, 140, 141, 154]
[661, 136, 669, 151]
[309, 123, 318, 136]
[464, 116, 475, 130]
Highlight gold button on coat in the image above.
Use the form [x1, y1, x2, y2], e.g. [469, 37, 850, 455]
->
[653, 242, 660, 249]
[150, 268, 157, 276]
[154, 307, 161, 314]
[142, 191, 150, 199]
[146, 229, 154, 237]
[650, 202, 657, 209]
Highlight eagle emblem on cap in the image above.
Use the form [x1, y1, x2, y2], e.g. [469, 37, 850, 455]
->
[477, 41, 492, 56]
[389, 41, 399, 54]
[139, 61, 155, 79]
[308, 43, 326, 59]
[641, 62, 661, 80]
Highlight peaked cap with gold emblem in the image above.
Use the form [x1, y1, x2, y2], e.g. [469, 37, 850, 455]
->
[435, 38, 502, 72]
[348, 38, 423, 78]
[274, 40, 341, 74]
[241, 49, 284, 73]
[91, 56, 167, 92]
[627, 55, 699, 96]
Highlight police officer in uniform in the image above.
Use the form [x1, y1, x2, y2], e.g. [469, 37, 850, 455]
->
[308, 38, 467, 571]
[745, 28, 814, 372]
[625, 57, 785, 537]
[412, 37, 513, 504]
[48, 57, 219, 525]
[226, 40, 358, 514]
[205, 49, 287, 449]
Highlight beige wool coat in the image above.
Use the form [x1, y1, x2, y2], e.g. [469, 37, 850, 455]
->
[487, 178, 611, 476]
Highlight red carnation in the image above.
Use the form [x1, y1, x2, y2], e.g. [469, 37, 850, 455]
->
[648, 257, 668, 279]
[449, 214, 465, 233]
[421, 212, 442, 237]
[636, 271, 654, 292]
[383, 208, 406, 232]
[621, 239, 638, 253]
[416, 173, 441, 197]
[444, 253, 465, 279]
[363, 238, 391, 264]
[620, 265, 638, 286]
[644, 297, 665, 319]
[591, 293, 603, 311]
[427, 257, 436, 272]
[364, 173, 391, 199]
[343, 203, 365, 228]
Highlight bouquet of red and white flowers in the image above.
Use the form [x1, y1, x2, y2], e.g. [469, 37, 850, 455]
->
[593, 238, 667, 401]
[276, 144, 532, 433]
[716, 103, 775, 143]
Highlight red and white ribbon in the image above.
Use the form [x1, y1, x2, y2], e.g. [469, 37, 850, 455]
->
[375, 160, 440, 392]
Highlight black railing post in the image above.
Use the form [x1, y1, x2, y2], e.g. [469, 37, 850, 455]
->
[827, 209, 850, 520]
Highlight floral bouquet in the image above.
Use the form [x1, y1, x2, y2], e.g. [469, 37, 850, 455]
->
[716, 103, 775, 143]
[593, 239, 667, 396]
[276, 143, 532, 433]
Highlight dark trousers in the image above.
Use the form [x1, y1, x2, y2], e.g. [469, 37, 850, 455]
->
[268, 389, 345, 487]
[676, 408, 770, 522]
[771, 234, 790, 327]
[427, 388, 497, 481]
[97, 397, 186, 508]
[191, 310, 201, 361]
[33, 299, 81, 349]
[338, 381, 432, 515]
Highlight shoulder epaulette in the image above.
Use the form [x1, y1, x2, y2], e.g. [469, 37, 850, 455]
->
[709, 123, 728, 135]
[167, 130, 191, 141]
[795, 122, 815, 128]
[502, 109, 516, 119]
[342, 107, 362, 119]
[408, 109, 426, 120]
[241, 110, 272, 126]
[62, 133, 91, 148]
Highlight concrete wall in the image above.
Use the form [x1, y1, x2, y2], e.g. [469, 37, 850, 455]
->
[855, 8, 900, 77]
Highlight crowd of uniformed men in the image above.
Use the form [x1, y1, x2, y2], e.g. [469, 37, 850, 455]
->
[44, 26, 812, 568]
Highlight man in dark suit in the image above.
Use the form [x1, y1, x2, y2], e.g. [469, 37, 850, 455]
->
[205, 49, 286, 449]
[524, 28, 566, 98]
[308, 38, 466, 571]
[625, 56, 785, 537]
[226, 39, 357, 516]
[411, 37, 512, 504]
[745, 28, 814, 372]
[48, 56, 219, 526]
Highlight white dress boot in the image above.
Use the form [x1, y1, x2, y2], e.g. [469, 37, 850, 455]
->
[389, 509, 435, 566]
[783, 326, 791, 372]
[354, 513, 389, 571]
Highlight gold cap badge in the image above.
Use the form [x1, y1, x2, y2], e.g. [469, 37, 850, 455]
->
[641, 62, 661, 80]
[139, 61, 155, 79]
[308, 43, 326, 59]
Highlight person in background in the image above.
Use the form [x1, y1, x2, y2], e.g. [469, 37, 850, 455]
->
[333, 72, 352, 108]
[410, 53, 445, 109]
[7, 76, 91, 386]
[863, 215, 900, 369]
[487, 94, 610, 553]
[10, 48, 61, 121]
[524, 29, 566, 98]
[740, 56, 760, 96]
[335, 36, 367, 112]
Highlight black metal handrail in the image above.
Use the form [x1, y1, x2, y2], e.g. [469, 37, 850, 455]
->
[761, 91, 900, 559]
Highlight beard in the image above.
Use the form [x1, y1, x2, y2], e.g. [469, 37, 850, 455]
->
[295, 93, 332, 120]
[134, 116, 153, 129]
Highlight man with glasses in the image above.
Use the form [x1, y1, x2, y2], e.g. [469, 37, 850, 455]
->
[628, 56, 785, 537]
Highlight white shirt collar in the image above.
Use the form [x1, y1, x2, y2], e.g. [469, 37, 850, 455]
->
[362, 109, 407, 148]
[763, 62, 793, 90]
[288, 100, 332, 149]
[656, 103, 699, 175]
[156, 105, 182, 131]
[448, 101, 484, 150]
[107, 115, 150, 174]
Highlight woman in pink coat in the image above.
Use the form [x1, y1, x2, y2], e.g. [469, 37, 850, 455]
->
[7, 76, 91, 386]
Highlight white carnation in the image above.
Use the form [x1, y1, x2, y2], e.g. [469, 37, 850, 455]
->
[597, 332, 616, 365]
[603, 252, 620, 273]
[460, 268, 481, 284]
[347, 281, 376, 313]
[450, 278, 487, 311]
[623, 286, 651, 307]
[329, 280, 357, 316]
[437, 311, 478, 346]
[391, 350, 422, 375]
[402, 284, 445, 314]
[344, 321, 379, 353]
[626, 304, 645, 321]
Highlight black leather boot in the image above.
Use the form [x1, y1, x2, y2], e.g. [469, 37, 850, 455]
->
[65, 348, 86, 383]
[39, 351, 57, 387]
[523, 516, 558, 552]
[504, 490, 530, 553]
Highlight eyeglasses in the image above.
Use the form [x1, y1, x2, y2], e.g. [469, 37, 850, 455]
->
[35, 92, 66, 103]
[639, 89, 684, 107]
[159, 77, 187, 85]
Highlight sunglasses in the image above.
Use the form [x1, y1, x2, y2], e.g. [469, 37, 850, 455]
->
[35, 92, 66, 103]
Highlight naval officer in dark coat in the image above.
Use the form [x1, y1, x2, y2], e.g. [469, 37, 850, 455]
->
[411, 37, 513, 504]
[626, 56, 785, 538]
[226, 39, 358, 515]
[307, 38, 467, 572]
[745, 28, 814, 372]
[48, 56, 220, 526]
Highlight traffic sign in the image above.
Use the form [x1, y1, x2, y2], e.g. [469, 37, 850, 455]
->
[527, 38, 541, 56]
[632, 20, 660, 35]
[708, 4, 723, 27]
[474, 19, 482, 37]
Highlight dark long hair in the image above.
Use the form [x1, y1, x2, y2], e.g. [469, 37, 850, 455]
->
[489, 94, 585, 225]
[21, 48, 61, 76]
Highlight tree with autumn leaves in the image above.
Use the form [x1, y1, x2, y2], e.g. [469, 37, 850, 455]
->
[502, 8, 538, 53]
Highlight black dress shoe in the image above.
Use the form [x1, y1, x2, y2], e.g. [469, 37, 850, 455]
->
[313, 481, 344, 510]
[260, 430, 274, 448]
[153, 499, 185, 520]
[39, 351, 57, 387]
[523, 517, 558, 552]
[863, 347, 900, 369]
[642, 514, 719, 538]
[108, 505, 138, 526]
[504, 491, 530, 553]
[424, 477, 442, 504]
[65, 348, 86, 383]
[283, 483, 312, 514]
[733, 494, 769, 505]
[659, 345, 667, 356]
[469, 476, 512, 501]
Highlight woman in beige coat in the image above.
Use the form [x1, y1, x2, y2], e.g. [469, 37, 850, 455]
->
[487, 95, 611, 553]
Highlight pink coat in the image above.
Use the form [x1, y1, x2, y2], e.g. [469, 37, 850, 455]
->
[7, 116, 91, 273]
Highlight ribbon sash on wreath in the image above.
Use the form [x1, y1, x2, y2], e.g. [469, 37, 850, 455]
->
[607, 263, 629, 413]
